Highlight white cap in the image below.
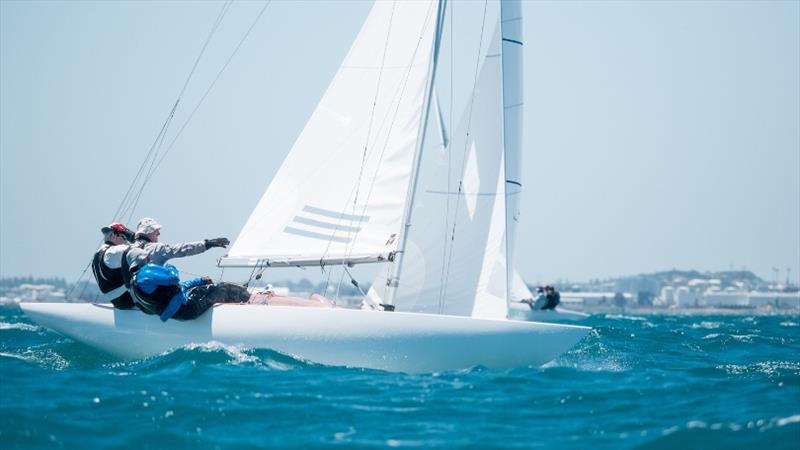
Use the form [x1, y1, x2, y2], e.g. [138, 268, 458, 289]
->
[137, 217, 162, 234]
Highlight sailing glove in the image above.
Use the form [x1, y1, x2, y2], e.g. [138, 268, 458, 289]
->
[204, 237, 230, 249]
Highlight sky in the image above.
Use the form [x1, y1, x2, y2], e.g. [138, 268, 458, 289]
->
[1, 0, 798, 286]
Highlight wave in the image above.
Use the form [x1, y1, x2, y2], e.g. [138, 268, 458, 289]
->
[636, 415, 800, 450]
[105, 341, 317, 375]
[0, 346, 71, 369]
[690, 321, 722, 329]
[0, 322, 40, 332]
[547, 329, 629, 372]
[716, 360, 800, 378]
[604, 314, 648, 322]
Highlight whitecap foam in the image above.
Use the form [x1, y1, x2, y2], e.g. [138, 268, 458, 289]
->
[0, 348, 70, 369]
[691, 321, 721, 330]
[730, 334, 759, 343]
[548, 332, 628, 372]
[0, 322, 39, 332]
[183, 341, 260, 365]
[717, 360, 800, 377]
[604, 314, 647, 321]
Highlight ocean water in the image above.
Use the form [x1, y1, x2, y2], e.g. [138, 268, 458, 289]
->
[1, 305, 798, 450]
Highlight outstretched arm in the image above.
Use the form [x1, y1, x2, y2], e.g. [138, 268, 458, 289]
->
[145, 241, 207, 265]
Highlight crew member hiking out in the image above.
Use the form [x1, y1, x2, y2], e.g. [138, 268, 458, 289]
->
[119, 217, 249, 320]
[91, 223, 136, 309]
[125, 217, 230, 268]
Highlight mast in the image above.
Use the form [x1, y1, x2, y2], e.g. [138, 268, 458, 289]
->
[501, 0, 523, 309]
[384, 0, 448, 305]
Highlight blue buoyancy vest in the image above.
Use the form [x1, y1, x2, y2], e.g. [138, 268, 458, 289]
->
[130, 264, 184, 320]
[132, 264, 209, 321]
[136, 264, 180, 294]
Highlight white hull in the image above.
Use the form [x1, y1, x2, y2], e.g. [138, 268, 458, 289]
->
[20, 303, 589, 373]
[508, 302, 591, 323]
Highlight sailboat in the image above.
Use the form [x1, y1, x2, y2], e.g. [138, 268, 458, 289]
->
[21, 0, 590, 373]
[507, 270, 590, 322]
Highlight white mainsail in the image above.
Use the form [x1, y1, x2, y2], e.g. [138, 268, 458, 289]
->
[221, 0, 439, 267]
[469, 0, 525, 318]
[388, 17, 507, 317]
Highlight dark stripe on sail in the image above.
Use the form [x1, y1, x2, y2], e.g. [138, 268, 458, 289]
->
[502, 38, 523, 46]
[293, 216, 361, 233]
[506, 180, 522, 187]
[284, 226, 351, 243]
[302, 205, 370, 222]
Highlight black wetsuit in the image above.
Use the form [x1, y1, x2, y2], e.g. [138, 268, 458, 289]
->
[91, 244, 136, 309]
[542, 291, 561, 310]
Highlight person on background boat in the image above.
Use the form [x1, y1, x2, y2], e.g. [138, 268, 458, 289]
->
[542, 285, 561, 310]
[522, 285, 560, 311]
[91, 223, 137, 309]
[528, 286, 547, 310]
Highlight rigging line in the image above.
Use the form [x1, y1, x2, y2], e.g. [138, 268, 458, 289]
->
[126, 1, 235, 221]
[111, 99, 178, 223]
[334, 263, 347, 303]
[67, 261, 93, 300]
[440, 0, 489, 313]
[139, 0, 234, 187]
[177, 0, 234, 102]
[322, 264, 334, 301]
[73, 0, 231, 294]
[244, 261, 263, 287]
[145, 0, 272, 187]
[334, 0, 398, 274]
[437, 0, 455, 313]
[352, 0, 396, 209]
[337, 0, 439, 267]
[112, 1, 234, 223]
[343, 266, 372, 305]
[124, 108, 175, 224]
[319, 3, 432, 266]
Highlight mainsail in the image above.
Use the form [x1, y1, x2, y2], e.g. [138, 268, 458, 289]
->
[221, 0, 439, 267]
[382, 5, 508, 318]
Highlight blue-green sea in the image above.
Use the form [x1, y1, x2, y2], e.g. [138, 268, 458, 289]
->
[1, 304, 798, 449]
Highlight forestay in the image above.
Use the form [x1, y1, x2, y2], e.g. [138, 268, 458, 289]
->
[221, 0, 439, 267]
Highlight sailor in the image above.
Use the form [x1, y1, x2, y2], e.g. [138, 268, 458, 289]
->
[125, 217, 230, 268]
[529, 286, 548, 310]
[542, 285, 561, 310]
[124, 264, 249, 321]
[91, 223, 136, 309]
[119, 217, 247, 319]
